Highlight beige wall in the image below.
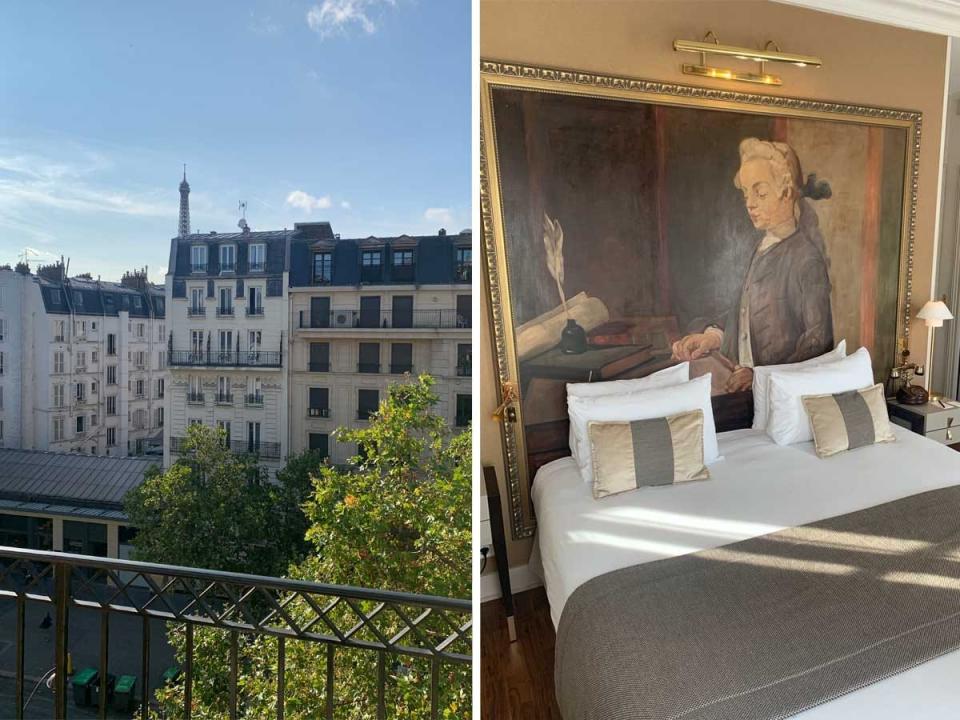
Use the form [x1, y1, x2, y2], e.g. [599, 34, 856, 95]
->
[479, 0, 949, 569]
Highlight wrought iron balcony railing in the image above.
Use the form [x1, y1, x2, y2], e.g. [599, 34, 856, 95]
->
[454, 263, 471, 282]
[215, 393, 234, 405]
[246, 307, 265, 317]
[217, 307, 235, 317]
[456, 364, 472, 377]
[169, 351, 283, 368]
[0, 546, 470, 720]
[230, 440, 281, 459]
[245, 393, 264, 407]
[188, 307, 206, 317]
[309, 407, 331, 418]
[299, 309, 470, 330]
[187, 392, 205, 405]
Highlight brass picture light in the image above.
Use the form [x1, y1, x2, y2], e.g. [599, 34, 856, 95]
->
[674, 31, 822, 86]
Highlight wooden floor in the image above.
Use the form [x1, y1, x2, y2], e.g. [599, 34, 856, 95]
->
[481, 588, 562, 720]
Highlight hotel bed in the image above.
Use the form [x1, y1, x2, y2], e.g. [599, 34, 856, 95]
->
[532, 425, 960, 719]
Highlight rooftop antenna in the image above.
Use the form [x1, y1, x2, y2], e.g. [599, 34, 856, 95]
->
[238, 201, 249, 232]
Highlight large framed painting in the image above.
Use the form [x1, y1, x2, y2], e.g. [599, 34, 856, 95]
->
[480, 61, 921, 540]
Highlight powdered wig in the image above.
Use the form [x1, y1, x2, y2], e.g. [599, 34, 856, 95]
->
[733, 138, 803, 199]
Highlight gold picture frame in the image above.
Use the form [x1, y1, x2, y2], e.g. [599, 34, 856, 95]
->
[480, 60, 921, 540]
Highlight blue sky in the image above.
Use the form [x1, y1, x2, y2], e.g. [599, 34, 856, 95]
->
[0, 0, 470, 282]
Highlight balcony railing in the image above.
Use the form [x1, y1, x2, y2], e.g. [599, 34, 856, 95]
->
[455, 263, 471, 282]
[456, 363, 472, 377]
[390, 364, 414, 374]
[190, 263, 207, 273]
[308, 361, 330, 372]
[300, 309, 470, 330]
[187, 392, 205, 405]
[309, 407, 331, 418]
[246, 306, 265, 317]
[0, 546, 470, 720]
[215, 392, 234, 405]
[358, 362, 380, 374]
[217, 306, 234, 317]
[188, 306, 206, 317]
[230, 440, 281, 459]
[245, 393, 264, 407]
[169, 350, 283, 368]
[249, 261, 265, 272]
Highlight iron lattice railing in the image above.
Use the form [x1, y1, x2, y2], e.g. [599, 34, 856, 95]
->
[0, 546, 471, 719]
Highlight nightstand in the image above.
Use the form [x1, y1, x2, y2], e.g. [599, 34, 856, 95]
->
[887, 398, 960, 449]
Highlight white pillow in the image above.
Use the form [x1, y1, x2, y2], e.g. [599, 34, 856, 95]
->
[766, 347, 874, 446]
[568, 374, 720, 485]
[566, 363, 690, 455]
[752, 340, 846, 430]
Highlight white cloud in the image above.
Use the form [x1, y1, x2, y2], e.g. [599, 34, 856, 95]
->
[306, 0, 396, 38]
[340, 200, 351, 210]
[152, 266, 168, 284]
[424, 207, 454, 226]
[286, 190, 332, 213]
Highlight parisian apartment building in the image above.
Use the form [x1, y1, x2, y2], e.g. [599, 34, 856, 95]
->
[0, 264, 167, 457]
[164, 173, 472, 468]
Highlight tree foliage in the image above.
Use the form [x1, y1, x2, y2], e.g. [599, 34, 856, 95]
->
[145, 376, 471, 719]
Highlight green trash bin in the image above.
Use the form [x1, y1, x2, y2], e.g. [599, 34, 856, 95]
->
[161, 666, 181, 685]
[90, 673, 115, 709]
[71, 667, 98, 707]
[113, 675, 137, 713]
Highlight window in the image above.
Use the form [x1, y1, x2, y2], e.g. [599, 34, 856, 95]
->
[53, 351, 65, 374]
[456, 294, 471, 328]
[246, 377, 263, 405]
[158, 324, 165, 341]
[106, 365, 117, 385]
[457, 344, 472, 376]
[218, 287, 233, 315]
[156, 378, 165, 399]
[190, 288, 205, 315]
[132, 296, 142, 311]
[0, 351, 4, 375]
[308, 387, 330, 418]
[217, 420, 232, 446]
[156, 407, 164, 427]
[135, 351, 145, 367]
[158, 351, 165, 368]
[0, 386, 3, 410]
[76, 416, 85, 434]
[456, 394, 472, 427]
[390, 343, 413, 374]
[360, 250, 382, 282]
[106, 395, 117, 416]
[246, 421, 261, 452]
[247, 286, 263, 315]
[313, 252, 332, 284]
[0, 420, 3, 441]
[309, 342, 330, 372]
[137, 322, 145, 338]
[191, 245, 208, 272]
[53, 320, 66, 342]
[91, 380, 97, 395]
[75, 382, 85, 403]
[358, 342, 380, 373]
[52, 416, 64, 442]
[135, 379, 145, 398]
[189, 376, 204, 403]
[76, 351, 86, 368]
[218, 330, 234, 360]
[392, 249, 414, 281]
[217, 376, 232, 402]
[308, 433, 329, 459]
[53, 384, 64, 408]
[92, 350, 98, 364]
[107, 333, 116, 356]
[358, 389, 379, 420]
[191, 330, 204, 355]
[90, 413, 97, 427]
[0, 318, 4, 341]
[219, 244, 236, 272]
[92, 321, 97, 331]
[106, 427, 116, 447]
[249, 243, 266, 272]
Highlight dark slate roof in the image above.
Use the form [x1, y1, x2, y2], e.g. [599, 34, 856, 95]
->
[168, 229, 291, 279]
[0, 449, 156, 512]
[37, 276, 165, 319]
[288, 229, 472, 287]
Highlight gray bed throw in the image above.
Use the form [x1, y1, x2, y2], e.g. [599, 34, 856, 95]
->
[556, 485, 960, 719]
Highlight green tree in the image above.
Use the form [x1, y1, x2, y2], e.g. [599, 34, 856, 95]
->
[124, 424, 318, 576]
[150, 375, 471, 719]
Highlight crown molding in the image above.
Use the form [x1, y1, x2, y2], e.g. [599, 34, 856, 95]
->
[774, 0, 960, 36]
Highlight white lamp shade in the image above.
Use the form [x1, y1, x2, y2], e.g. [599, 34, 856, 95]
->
[918, 300, 954, 327]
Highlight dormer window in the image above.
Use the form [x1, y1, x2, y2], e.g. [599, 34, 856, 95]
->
[249, 243, 266, 272]
[73, 291, 84, 308]
[360, 250, 382, 283]
[220, 244, 236, 273]
[191, 245, 208, 273]
[392, 250, 415, 281]
[313, 252, 332, 285]
[456, 247, 471, 282]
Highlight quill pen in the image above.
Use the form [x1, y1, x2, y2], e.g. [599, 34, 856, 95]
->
[543, 212, 567, 317]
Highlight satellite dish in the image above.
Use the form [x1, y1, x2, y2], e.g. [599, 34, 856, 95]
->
[238, 218, 249, 231]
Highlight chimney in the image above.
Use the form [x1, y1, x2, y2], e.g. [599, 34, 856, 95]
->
[438, 228, 447, 236]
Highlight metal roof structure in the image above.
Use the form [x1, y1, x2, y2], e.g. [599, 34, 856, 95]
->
[0, 449, 157, 517]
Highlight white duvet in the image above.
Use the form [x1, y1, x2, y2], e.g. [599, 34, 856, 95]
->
[532, 425, 960, 719]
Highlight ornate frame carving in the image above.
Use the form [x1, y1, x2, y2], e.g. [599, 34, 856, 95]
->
[480, 60, 922, 540]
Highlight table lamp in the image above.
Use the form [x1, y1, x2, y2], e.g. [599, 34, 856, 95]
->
[917, 298, 954, 403]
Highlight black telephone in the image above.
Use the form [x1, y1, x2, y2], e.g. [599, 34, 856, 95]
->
[896, 383, 929, 405]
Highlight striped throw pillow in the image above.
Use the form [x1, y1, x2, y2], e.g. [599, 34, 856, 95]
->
[587, 409, 709, 499]
[801, 383, 895, 458]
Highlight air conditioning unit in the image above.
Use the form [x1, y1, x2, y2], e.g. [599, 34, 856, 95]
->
[334, 313, 351, 328]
